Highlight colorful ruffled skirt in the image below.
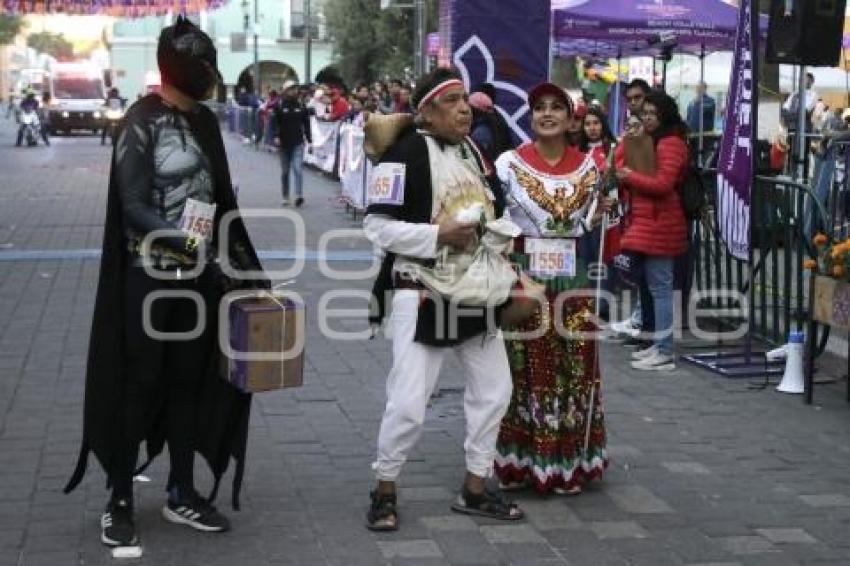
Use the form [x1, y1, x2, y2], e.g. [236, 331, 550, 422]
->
[495, 253, 608, 493]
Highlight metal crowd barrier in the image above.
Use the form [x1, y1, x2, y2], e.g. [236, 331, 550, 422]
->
[684, 170, 831, 377]
[224, 104, 298, 152]
[811, 139, 850, 241]
[225, 104, 260, 142]
[804, 139, 850, 402]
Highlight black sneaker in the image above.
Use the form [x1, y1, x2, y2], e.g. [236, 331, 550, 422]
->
[101, 498, 138, 547]
[294, 197, 304, 207]
[162, 490, 230, 532]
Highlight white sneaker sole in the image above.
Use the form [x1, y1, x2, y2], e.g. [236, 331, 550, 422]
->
[631, 349, 657, 361]
[611, 323, 641, 338]
[631, 361, 676, 371]
[100, 531, 140, 548]
[161, 506, 227, 532]
[111, 545, 143, 559]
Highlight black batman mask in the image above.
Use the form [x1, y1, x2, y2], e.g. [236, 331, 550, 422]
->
[157, 15, 221, 100]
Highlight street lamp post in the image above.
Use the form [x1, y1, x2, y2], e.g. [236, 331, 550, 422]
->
[413, 0, 425, 77]
[305, 0, 312, 84]
[240, 0, 257, 92]
[253, 0, 259, 95]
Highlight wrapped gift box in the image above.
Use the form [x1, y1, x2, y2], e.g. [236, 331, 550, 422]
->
[221, 294, 305, 393]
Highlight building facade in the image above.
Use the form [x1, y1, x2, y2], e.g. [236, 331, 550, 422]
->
[109, 0, 333, 99]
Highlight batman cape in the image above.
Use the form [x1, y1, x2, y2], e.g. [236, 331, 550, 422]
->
[64, 94, 267, 509]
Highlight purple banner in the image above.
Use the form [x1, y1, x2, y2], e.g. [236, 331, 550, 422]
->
[427, 32, 440, 57]
[439, 0, 551, 142]
[716, 0, 753, 261]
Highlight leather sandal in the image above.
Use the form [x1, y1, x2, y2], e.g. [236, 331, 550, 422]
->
[366, 490, 398, 531]
[451, 485, 524, 521]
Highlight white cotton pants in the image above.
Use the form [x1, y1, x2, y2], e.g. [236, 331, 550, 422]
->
[373, 290, 513, 481]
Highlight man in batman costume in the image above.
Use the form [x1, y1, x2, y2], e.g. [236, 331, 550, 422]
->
[64, 16, 268, 550]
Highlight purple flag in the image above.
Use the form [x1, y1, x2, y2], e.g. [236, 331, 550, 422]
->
[716, 0, 753, 261]
[439, 0, 551, 142]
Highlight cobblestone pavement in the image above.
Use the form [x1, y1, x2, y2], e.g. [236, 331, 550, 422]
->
[2, 117, 850, 566]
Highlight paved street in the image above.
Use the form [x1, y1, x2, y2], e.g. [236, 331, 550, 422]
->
[3, 115, 850, 566]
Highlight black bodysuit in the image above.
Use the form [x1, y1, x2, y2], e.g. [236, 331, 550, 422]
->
[117, 102, 214, 266]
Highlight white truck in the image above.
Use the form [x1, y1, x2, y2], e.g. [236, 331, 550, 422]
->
[46, 63, 106, 135]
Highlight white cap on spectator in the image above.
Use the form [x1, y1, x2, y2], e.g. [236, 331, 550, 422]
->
[282, 79, 298, 91]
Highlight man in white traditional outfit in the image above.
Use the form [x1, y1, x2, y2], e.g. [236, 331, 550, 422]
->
[362, 68, 524, 531]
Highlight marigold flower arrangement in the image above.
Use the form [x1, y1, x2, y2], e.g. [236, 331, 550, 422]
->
[806, 233, 850, 280]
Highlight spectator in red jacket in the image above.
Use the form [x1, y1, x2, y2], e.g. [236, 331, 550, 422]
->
[580, 107, 621, 265]
[579, 106, 615, 169]
[324, 85, 350, 121]
[615, 90, 689, 372]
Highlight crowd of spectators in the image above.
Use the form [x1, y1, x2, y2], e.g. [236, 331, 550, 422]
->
[232, 77, 420, 144]
[230, 77, 527, 149]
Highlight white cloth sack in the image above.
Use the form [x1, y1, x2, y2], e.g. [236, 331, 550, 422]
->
[406, 136, 520, 307]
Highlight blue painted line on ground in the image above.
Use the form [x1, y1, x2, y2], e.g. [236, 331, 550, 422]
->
[0, 249, 375, 262]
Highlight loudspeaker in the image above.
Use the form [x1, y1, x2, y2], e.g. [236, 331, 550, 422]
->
[770, 331, 806, 395]
[765, 0, 847, 66]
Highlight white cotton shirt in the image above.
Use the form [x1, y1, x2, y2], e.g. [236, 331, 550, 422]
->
[363, 214, 440, 260]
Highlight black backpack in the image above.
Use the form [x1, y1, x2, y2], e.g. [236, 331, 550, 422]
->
[679, 156, 707, 220]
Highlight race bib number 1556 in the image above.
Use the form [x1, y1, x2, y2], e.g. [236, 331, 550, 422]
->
[526, 238, 576, 277]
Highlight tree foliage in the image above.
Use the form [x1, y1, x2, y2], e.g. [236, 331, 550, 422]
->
[323, 0, 436, 85]
[27, 31, 74, 61]
[0, 14, 24, 46]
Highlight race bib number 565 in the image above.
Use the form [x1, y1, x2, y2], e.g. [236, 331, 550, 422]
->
[367, 162, 406, 205]
[526, 238, 576, 277]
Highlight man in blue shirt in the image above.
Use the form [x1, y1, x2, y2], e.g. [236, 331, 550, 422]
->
[686, 82, 716, 133]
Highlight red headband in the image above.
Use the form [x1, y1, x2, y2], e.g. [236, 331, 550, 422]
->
[416, 79, 464, 110]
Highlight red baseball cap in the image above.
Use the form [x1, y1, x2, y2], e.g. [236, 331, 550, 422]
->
[573, 102, 588, 119]
[527, 82, 573, 114]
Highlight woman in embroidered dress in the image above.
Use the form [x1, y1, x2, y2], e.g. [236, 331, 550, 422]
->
[494, 84, 608, 495]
